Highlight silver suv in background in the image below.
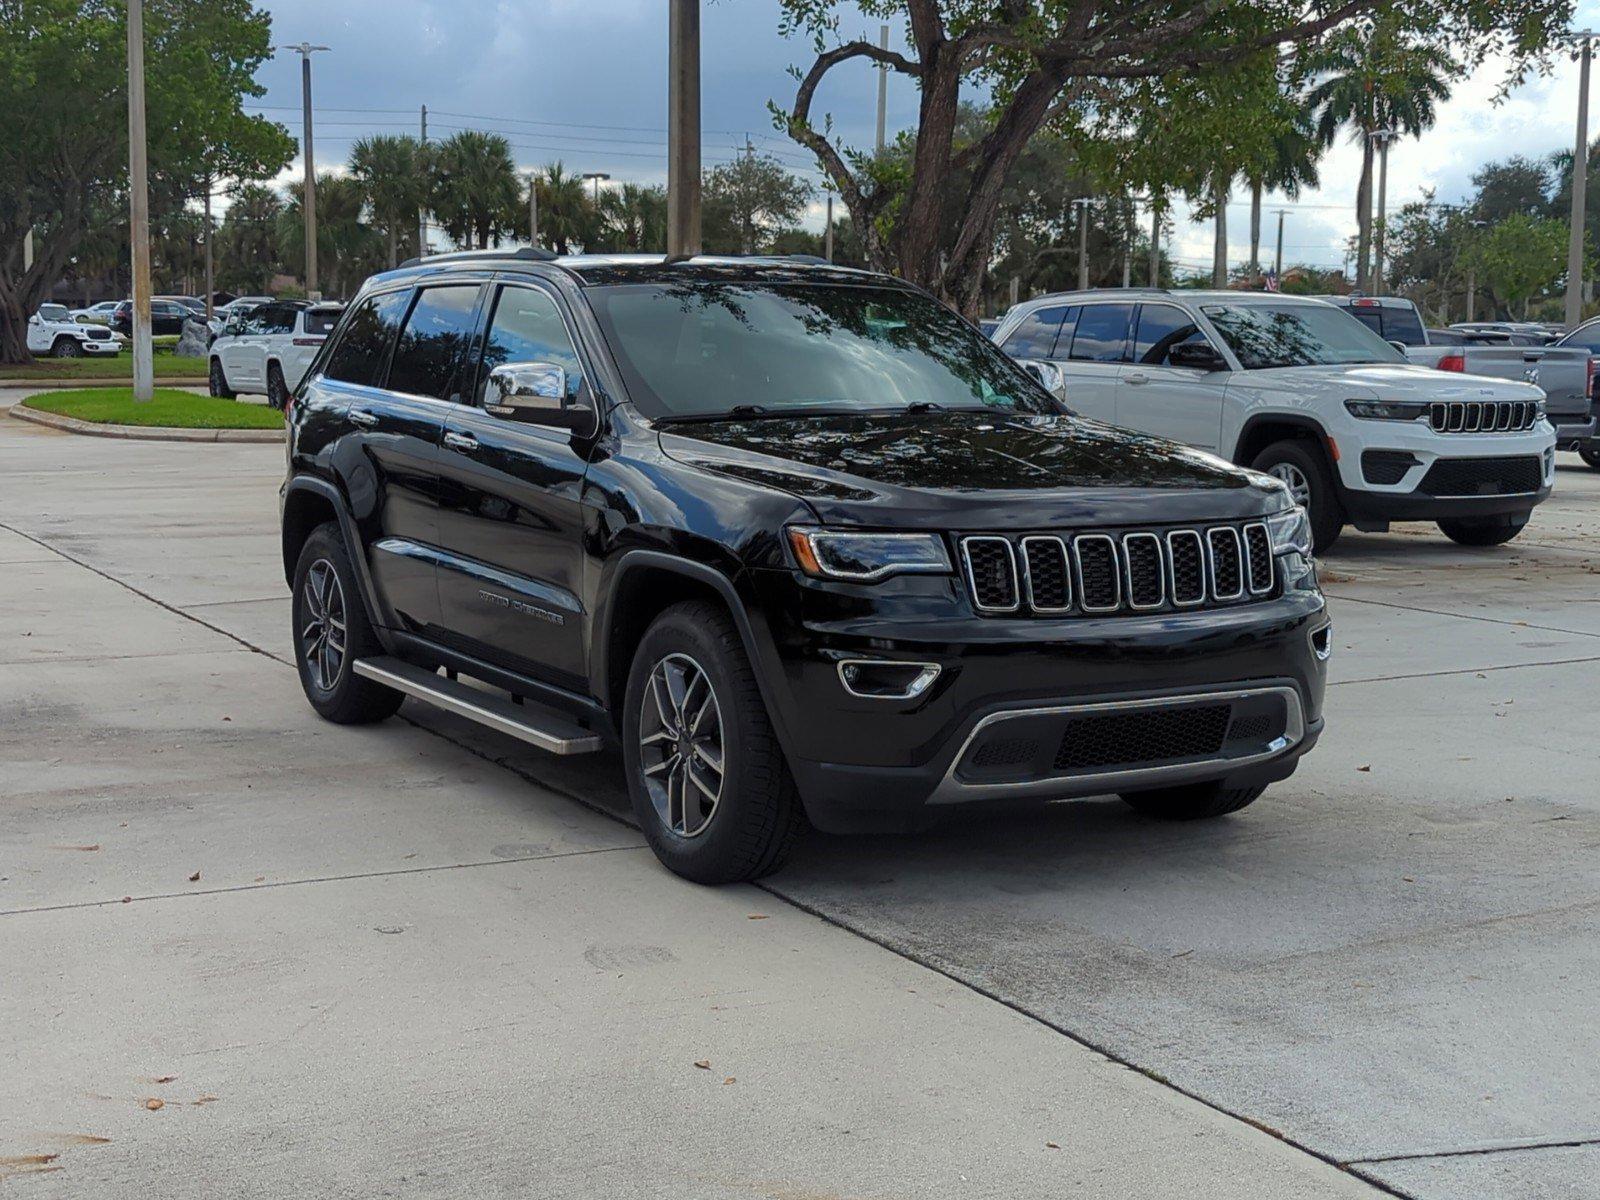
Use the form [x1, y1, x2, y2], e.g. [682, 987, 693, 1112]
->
[992, 290, 1555, 551]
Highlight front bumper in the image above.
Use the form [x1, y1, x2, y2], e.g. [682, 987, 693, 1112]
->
[81, 341, 121, 356]
[747, 565, 1329, 833]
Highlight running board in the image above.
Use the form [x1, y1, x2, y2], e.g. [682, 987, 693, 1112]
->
[353, 656, 602, 755]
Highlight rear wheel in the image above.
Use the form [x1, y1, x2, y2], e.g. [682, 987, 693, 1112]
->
[291, 523, 402, 724]
[1121, 781, 1266, 820]
[52, 337, 83, 359]
[1437, 516, 1526, 547]
[1250, 439, 1342, 554]
[209, 357, 236, 399]
[1579, 445, 1600, 471]
[623, 600, 805, 884]
[266, 362, 289, 410]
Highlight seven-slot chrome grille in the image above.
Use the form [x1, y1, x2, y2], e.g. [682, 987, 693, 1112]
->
[1429, 400, 1539, 434]
[962, 523, 1276, 617]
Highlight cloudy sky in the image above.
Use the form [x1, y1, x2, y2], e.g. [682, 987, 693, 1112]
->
[250, 0, 1600, 277]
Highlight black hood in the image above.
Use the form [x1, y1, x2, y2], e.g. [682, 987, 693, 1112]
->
[659, 411, 1285, 528]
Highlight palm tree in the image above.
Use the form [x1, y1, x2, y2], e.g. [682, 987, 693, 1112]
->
[216, 183, 283, 294]
[1308, 21, 1456, 291]
[1244, 109, 1321, 279]
[350, 134, 427, 269]
[599, 183, 667, 251]
[279, 175, 383, 298]
[429, 131, 521, 250]
[534, 162, 594, 254]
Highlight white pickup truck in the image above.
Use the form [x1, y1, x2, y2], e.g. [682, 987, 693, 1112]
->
[1314, 295, 1596, 454]
[992, 290, 1556, 552]
[27, 304, 121, 358]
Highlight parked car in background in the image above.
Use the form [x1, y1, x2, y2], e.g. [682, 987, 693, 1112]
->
[279, 251, 1329, 883]
[27, 304, 120, 357]
[70, 300, 123, 324]
[1452, 321, 1562, 345]
[1553, 316, 1600, 468]
[992, 290, 1556, 551]
[1318, 295, 1594, 454]
[111, 298, 193, 336]
[209, 300, 343, 408]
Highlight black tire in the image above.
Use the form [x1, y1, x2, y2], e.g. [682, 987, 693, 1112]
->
[1250, 438, 1343, 554]
[1120, 781, 1267, 820]
[622, 600, 805, 884]
[266, 362, 289, 410]
[208, 357, 236, 399]
[1578, 445, 1600, 471]
[1437, 516, 1526, 547]
[52, 337, 83, 359]
[291, 522, 403, 724]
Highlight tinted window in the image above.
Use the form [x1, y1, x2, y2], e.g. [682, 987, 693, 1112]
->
[1563, 322, 1600, 351]
[322, 289, 411, 386]
[1204, 303, 1406, 369]
[305, 309, 341, 336]
[1133, 304, 1206, 365]
[479, 286, 585, 403]
[1381, 306, 1427, 346]
[1349, 308, 1384, 336]
[258, 306, 296, 335]
[387, 286, 481, 400]
[1068, 304, 1132, 362]
[586, 282, 1052, 419]
[1001, 305, 1075, 359]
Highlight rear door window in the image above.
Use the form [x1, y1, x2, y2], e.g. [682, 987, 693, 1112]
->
[385, 285, 483, 401]
[1133, 304, 1207, 364]
[1001, 305, 1076, 359]
[1068, 304, 1132, 362]
[322, 290, 411, 386]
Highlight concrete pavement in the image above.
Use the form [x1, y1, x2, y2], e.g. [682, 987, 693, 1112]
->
[5, 412, 1599, 1197]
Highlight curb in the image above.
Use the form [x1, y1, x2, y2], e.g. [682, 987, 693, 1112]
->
[0, 377, 208, 389]
[8, 402, 285, 444]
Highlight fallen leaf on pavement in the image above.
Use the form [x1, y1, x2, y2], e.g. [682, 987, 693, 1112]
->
[1045, 1142, 1060, 1150]
[143, 1099, 163, 1112]
[187, 871, 200, 882]
[152, 1075, 175, 1084]
[722, 1077, 736, 1085]
[693, 1060, 711, 1070]
[51, 845, 100, 852]
[191, 1095, 220, 1106]
[1357, 765, 1371, 772]
[747, 914, 769, 921]
[120, 897, 132, 904]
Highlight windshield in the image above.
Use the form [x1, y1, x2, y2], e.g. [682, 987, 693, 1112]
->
[39, 306, 69, 322]
[586, 281, 1056, 420]
[1203, 302, 1406, 369]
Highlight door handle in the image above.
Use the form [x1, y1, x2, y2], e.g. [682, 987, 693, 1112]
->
[348, 409, 379, 428]
[1124, 371, 1150, 385]
[443, 431, 479, 452]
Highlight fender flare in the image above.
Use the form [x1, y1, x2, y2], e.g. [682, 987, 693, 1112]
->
[281, 475, 388, 639]
[591, 548, 796, 758]
[1233, 412, 1334, 466]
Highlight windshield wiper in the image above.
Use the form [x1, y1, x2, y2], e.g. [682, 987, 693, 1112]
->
[904, 401, 944, 414]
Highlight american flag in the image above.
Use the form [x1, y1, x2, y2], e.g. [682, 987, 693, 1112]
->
[1263, 270, 1280, 292]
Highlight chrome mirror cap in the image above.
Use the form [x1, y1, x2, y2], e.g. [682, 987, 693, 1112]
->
[484, 362, 568, 419]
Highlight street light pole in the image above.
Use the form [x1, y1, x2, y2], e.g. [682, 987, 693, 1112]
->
[667, 0, 702, 257]
[528, 171, 539, 248]
[1371, 127, 1396, 295]
[1566, 32, 1597, 329]
[824, 193, 834, 262]
[1148, 197, 1161, 285]
[279, 43, 330, 298]
[203, 176, 214, 321]
[583, 172, 611, 208]
[1078, 201, 1091, 290]
[418, 104, 428, 258]
[126, 0, 153, 402]
[875, 23, 889, 154]
[1274, 208, 1288, 284]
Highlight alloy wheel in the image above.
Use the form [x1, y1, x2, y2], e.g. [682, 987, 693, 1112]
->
[300, 558, 348, 692]
[1267, 462, 1313, 508]
[638, 653, 725, 838]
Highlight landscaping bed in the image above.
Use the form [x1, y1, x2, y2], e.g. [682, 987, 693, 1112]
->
[16, 387, 283, 431]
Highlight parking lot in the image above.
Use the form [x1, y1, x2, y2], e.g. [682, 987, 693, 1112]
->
[3, 403, 1597, 1199]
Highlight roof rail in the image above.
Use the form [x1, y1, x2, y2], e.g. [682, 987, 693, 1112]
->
[659, 252, 834, 267]
[398, 246, 558, 269]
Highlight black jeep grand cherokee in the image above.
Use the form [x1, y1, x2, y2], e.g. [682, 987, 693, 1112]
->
[280, 251, 1329, 883]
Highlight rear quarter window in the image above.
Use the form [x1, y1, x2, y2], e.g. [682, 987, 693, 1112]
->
[1001, 305, 1076, 359]
[322, 290, 411, 386]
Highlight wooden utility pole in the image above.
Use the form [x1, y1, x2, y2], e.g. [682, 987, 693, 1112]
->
[203, 176, 214, 320]
[1566, 33, 1596, 328]
[666, 0, 701, 257]
[418, 105, 429, 258]
[875, 24, 889, 154]
[127, 0, 153, 401]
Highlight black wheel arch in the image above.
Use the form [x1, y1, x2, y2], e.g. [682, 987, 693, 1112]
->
[281, 475, 388, 644]
[1232, 413, 1336, 473]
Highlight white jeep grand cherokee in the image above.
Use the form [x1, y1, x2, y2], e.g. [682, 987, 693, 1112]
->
[992, 290, 1556, 551]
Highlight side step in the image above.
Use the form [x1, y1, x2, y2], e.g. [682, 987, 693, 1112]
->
[353, 656, 602, 755]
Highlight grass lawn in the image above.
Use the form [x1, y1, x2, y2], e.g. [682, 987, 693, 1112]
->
[22, 388, 283, 430]
[0, 343, 204, 381]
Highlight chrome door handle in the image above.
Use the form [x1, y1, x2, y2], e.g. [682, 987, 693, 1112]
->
[443, 431, 479, 452]
[348, 409, 379, 428]
[1124, 371, 1150, 385]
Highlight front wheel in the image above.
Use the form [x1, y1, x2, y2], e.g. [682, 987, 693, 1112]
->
[52, 337, 83, 359]
[622, 600, 805, 884]
[291, 523, 403, 724]
[1250, 439, 1343, 554]
[209, 357, 236, 399]
[1437, 516, 1526, 547]
[1121, 781, 1266, 820]
[1579, 445, 1600, 471]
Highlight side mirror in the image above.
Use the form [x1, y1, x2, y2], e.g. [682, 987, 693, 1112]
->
[1168, 341, 1226, 371]
[28, 314, 40, 326]
[1021, 359, 1067, 400]
[1388, 339, 1409, 354]
[483, 362, 589, 429]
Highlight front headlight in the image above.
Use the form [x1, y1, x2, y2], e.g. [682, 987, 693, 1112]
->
[1344, 398, 1429, 421]
[787, 527, 952, 582]
[1266, 506, 1313, 557]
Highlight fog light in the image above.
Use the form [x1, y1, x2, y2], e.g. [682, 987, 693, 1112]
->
[837, 659, 941, 701]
